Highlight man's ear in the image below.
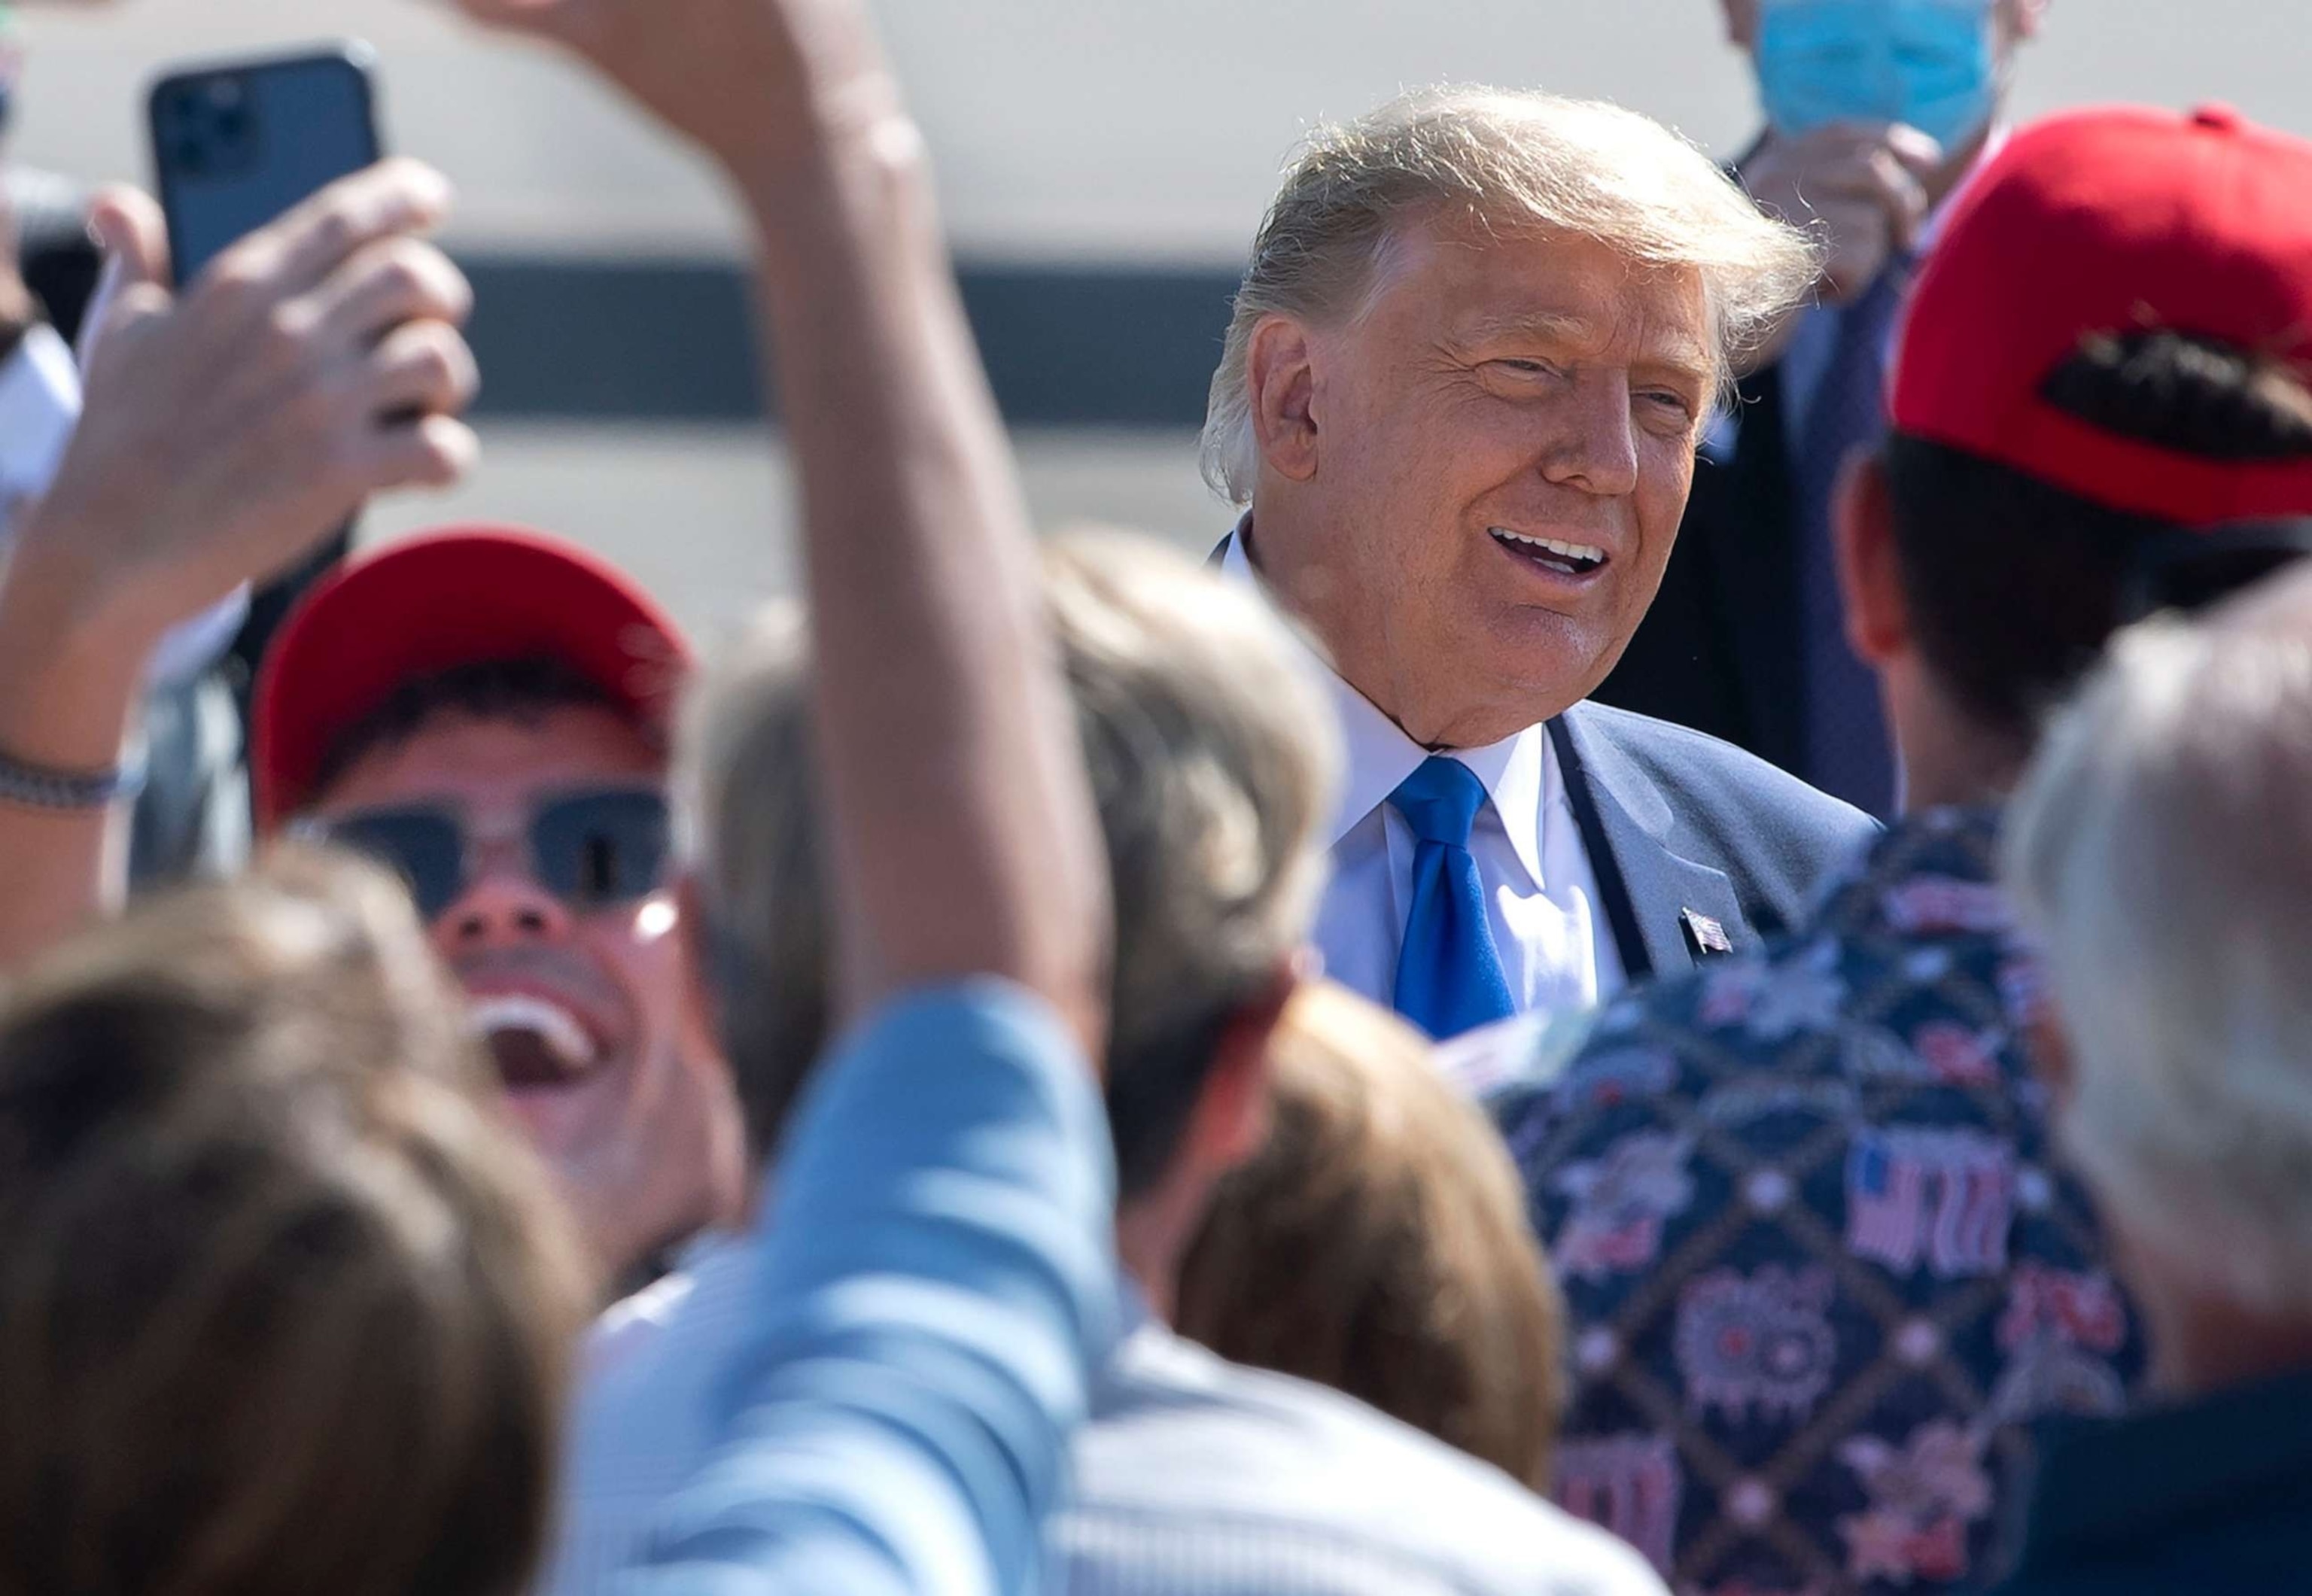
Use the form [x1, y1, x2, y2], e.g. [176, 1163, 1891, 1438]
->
[1836, 449, 1913, 669]
[1246, 315, 1322, 484]
[1186, 962, 1300, 1172]
[673, 872, 727, 1047]
[2025, 996, 2078, 1120]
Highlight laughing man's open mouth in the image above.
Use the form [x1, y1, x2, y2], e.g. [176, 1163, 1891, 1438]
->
[1489, 526, 1607, 577]
[469, 993, 601, 1090]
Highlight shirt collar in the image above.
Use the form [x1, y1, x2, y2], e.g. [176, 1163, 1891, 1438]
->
[1220, 519, 1552, 890]
[1914, 122, 2010, 257]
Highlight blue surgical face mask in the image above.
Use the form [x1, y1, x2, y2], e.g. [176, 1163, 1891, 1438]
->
[1754, 0, 1999, 152]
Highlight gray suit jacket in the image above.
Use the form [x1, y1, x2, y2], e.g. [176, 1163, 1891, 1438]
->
[1206, 530, 1878, 983]
[1548, 699, 1876, 980]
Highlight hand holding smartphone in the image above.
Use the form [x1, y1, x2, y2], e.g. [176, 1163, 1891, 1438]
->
[11, 44, 476, 664]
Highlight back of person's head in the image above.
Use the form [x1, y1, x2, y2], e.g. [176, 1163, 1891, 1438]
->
[1875, 106, 2312, 749]
[2005, 567, 2312, 1322]
[1173, 983, 1565, 1491]
[1880, 340, 2312, 747]
[0, 851, 588, 1596]
[690, 531, 1340, 1196]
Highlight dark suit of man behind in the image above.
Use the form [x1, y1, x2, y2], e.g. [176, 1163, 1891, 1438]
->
[1200, 87, 1871, 1044]
[1596, 0, 2050, 816]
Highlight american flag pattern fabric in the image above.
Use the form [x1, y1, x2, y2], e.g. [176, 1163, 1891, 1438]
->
[1488, 808, 2143, 1596]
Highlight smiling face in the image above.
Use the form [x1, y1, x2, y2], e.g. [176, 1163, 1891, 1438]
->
[1248, 219, 1714, 747]
[310, 702, 741, 1277]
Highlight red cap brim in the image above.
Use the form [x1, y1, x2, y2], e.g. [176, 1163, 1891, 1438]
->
[252, 526, 692, 830]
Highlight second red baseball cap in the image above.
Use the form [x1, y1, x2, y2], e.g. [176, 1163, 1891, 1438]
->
[1891, 104, 2312, 526]
[252, 526, 692, 830]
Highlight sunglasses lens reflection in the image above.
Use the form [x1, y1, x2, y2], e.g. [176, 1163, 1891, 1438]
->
[532, 792, 671, 909]
[323, 810, 467, 920]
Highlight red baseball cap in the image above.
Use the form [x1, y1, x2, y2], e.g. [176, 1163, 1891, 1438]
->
[252, 525, 692, 830]
[1891, 104, 2312, 526]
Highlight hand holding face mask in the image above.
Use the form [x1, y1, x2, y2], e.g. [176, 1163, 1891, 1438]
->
[1740, 120, 1942, 306]
[1740, 1, 1999, 306]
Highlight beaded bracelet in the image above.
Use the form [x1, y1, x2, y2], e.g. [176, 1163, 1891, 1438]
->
[0, 743, 148, 811]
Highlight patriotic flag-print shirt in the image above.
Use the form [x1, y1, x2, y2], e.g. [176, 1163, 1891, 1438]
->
[1483, 807, 2145, 1596]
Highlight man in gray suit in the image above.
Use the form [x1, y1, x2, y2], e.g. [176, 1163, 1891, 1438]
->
[1204, 89, 1874, 1044]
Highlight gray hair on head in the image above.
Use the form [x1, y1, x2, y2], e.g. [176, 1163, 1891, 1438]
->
[1200, 85, 1822, 504]
[2004, 565, 2312, 1317]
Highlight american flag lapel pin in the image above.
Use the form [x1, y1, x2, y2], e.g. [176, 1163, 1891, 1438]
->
[1681, 908, 1734, 960]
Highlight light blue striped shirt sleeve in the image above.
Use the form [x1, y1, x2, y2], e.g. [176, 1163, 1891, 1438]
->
[617, 978, 1118, 1596]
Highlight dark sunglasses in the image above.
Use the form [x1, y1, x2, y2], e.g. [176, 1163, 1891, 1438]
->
[300, 787, 671, 922]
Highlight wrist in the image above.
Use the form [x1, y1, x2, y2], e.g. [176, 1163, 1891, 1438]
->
[0, 516, 169, 736]
[722, 70, 917, 207]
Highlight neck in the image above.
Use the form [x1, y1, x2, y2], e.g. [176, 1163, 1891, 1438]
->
[1115, 1202, 1180, 1324]
[1888, 666, 2028, 814]
[1924, 119, 1994, 212]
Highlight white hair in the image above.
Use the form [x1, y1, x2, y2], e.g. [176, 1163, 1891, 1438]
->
[680, 531, 1342, 1187]
[1200, 86, 1821, 503]
[2003, 579, 2312, 1317]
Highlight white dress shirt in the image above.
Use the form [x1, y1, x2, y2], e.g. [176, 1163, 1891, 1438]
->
[1220, 530, 1625, 1024]
[0, 321, 248, 687]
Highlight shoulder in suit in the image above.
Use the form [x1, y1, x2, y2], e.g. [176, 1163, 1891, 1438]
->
[1553, 698, 1876, 983]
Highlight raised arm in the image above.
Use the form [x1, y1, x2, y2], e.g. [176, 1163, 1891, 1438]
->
[457, 0, 1109, 1047]
[448, 4, 1117, 1593]
[0, 166, 477, 966]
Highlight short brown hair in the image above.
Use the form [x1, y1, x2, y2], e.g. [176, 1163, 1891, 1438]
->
[0, 850, 589, 1596]
[1174, 983, 1566, 1491]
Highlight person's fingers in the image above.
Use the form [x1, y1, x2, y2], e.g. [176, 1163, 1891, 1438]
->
[1883, 123, 1948, 178]
[309, 237, 474, 350]
[1781, 120, 1916, 166]
[1864, 147, 1931, 247]
[86, 186, 171, 290]
[359, 318, 481, 418]
[363, 410, 482, 492]
[1804, 154, 1927, 234]
[206, 158, 454, 304]
[76, 189, 175, 369]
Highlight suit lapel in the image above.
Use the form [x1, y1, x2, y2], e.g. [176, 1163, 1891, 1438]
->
[1550, 708, 1749, 983]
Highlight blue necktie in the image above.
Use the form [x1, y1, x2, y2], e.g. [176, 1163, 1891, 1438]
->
[1389, 756, 1516, 1039]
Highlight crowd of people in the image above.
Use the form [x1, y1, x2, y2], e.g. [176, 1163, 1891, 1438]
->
[0, 0, 2308, 1592]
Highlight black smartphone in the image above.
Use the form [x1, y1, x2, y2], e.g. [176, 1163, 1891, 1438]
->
[148, 44, 383, 286]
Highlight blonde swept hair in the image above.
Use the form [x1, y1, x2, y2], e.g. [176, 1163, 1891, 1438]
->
[1175, 983, 1567, 1491]
[1201, 86, 1821, 503]
[686, 530, 1341, 1196]
[0, 849, 589, 1596]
